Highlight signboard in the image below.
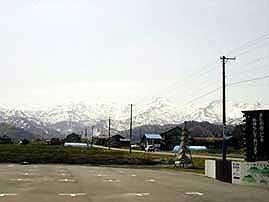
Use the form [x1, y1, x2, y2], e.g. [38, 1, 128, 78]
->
[242, 110, 269, 161]
[241, 161, 269, 187]
[232, 161, 269, 188]
[232, 162, 241, 184]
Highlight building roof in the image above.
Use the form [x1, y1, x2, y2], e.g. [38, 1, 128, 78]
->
[242, 110, 269, 114]
[144, 134, 162, 139]
[192, 136, 223, 141]
[161, 126, 182, 135]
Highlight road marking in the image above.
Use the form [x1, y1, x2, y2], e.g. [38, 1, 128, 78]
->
[185, 192, 204, 196]
[23, 173, 30, 176]
[57, 179, 76, 182]
[119, 171, 125, 173]
[130, 174, 137, 177]
[60, 173, 67, 176]
[10, 178, 30, 182]
[0, 193, 17, 197]
[104, 179, 120, 183]
[7, 164, 15, 168]
[145, 179, 155, 182]
[124, 193, 151, 197]
[58, 193, 86, 197]
[97, 174, 107, 177]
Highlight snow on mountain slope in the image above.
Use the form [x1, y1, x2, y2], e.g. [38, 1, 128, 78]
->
[0, 98, 268, 135]
[184, 100, 267, 124]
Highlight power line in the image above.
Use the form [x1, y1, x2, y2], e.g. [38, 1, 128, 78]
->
[183, 87, 221, 105]
[231, 65, 269, 79]
[181, 75, 269, 106]
[228, 75, 269, 86]
[133, 33, 269, 107]
[154, 34, 269, 100]
[227, 33, 269, 55]
[235, 42, 269, 57]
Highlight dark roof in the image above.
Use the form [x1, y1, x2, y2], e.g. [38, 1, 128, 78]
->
[161, 126, 182, 135]
[192, 136, 223, 141]
[111, 134, 124, 139]
[242, 109, 269, 113]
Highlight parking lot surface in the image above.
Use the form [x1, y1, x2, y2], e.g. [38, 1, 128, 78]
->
[0, 164, 268, 202]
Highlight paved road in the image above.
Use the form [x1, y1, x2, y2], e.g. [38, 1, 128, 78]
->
[93, 145, 244, 161]
[0, 164, 268, 202]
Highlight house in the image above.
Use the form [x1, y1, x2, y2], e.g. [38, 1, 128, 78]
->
[140, 134, 162, 150]
[108, 134, 130, 148]
[0, 135, 12, 144]
[190, 136, 223, 149]
[46, 138, 63, 145]
[93, 135, 108, 146]
[160, 127, 182, 150]
[65, 133, 81, 143]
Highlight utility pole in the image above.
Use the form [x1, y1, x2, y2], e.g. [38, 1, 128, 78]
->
[129, 104, 133, 154]
[220, 56, 236, 161]
[85, 128, 88, 147]
[108, 117, 111, 150]
[91, 126, 94, 145]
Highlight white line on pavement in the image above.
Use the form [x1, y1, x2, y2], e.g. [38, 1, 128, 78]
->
[10, 178, 30, 182]
[145, 179, 156, 182]
[0, 194, 17, 197]
[104, 179, 120, 183]
[185, 192, 204, 196]
[124, 193, 151, 197]
[57, 179, 76, 182]
[58, 193, 86, 197]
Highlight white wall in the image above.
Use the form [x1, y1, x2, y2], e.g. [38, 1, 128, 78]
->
[205, 160, 216, 179]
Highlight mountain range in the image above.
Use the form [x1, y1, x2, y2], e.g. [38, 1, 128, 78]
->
[0, 98, 267, 139]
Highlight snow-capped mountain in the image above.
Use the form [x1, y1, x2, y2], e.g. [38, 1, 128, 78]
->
[0, 98, 268, 137]
[183, 100, 267, 124]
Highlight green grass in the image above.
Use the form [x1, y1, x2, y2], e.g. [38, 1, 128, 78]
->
[192, 148, 245, 158]
[0, 144, 205, 174]
[0, 144, 157, 165]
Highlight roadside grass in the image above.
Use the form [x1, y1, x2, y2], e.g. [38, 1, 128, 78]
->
[0, 144, 205, 174]
[192, 148, 245, 158]
[0, 144, 173, 165]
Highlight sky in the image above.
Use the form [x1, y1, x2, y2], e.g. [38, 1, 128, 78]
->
[0, 0, 268, 110]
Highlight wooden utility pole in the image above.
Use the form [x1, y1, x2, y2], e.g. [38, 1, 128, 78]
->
[91, 126, 94, 145]
[108, 117, 111, 150]
[129, 104, 133, 154]
[85, 128, 89, 147]
[220, 56, 236, 161]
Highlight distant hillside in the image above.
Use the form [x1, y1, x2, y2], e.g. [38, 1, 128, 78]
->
[0, 123, 36, 140]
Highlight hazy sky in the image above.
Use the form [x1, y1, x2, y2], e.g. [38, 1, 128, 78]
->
[0, 0, 268, 110]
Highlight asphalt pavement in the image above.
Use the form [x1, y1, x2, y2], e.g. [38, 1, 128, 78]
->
[0, 164, 268, 202]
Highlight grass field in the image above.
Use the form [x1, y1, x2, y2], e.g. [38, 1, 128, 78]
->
[0, 144, 205, 174]
[192, 148, 245, 158]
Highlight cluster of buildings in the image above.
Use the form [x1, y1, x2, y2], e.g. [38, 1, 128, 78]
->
[89, 126, 224, 151]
